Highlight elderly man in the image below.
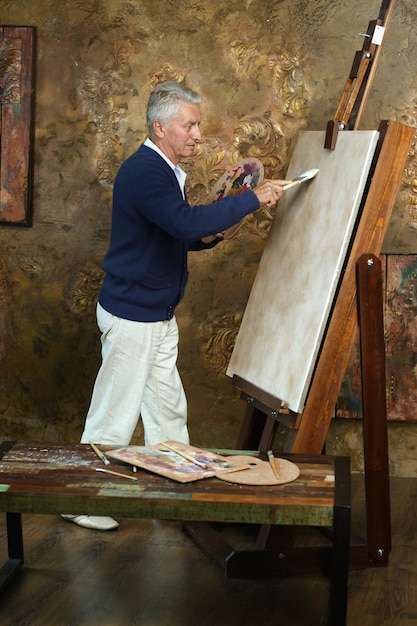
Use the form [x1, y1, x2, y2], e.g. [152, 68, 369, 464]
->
[63, 81, 288, 530]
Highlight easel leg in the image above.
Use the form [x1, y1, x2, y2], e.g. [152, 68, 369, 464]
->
[356, 254, 391, 563]
[0, 512, 24, 594]
[235, 405, 269, 450]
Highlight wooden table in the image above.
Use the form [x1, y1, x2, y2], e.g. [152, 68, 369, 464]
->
[0, 442, 350, 626]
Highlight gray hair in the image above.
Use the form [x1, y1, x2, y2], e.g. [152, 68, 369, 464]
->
[146, 81, 202, 137]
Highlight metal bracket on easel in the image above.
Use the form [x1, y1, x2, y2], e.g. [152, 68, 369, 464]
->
[324, 0, 397, 149]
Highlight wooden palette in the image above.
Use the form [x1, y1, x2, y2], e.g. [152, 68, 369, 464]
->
[202, 158, 264, 241]
[216, 455, 300, 485]
[107, 442, 252, 483]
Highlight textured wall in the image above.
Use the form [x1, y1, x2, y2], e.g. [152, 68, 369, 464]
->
[1, 1, 417, 473]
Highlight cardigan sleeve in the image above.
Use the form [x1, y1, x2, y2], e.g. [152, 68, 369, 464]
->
[117, 147, 261, 244]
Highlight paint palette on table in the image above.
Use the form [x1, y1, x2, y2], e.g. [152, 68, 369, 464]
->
[107, 441, 251, 483]
[216, 455, 300, 485]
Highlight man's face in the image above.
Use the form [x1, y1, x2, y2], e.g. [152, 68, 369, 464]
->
[154, 103, 202, 165]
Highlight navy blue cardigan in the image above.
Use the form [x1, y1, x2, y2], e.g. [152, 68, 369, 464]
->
[99, 144, 260, 322]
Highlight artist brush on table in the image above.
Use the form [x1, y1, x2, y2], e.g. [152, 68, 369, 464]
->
[95, 467, 138, 481]
[267, 450, 280, 480]
[89, 441, 111, 466]
[160, 442, 209, 469]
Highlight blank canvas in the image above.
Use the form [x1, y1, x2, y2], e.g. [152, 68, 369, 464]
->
[226, 130, 380, 413]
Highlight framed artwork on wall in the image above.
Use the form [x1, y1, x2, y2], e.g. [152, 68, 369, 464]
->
[337, 254, 417, 422]
[0, 26, 36, 226]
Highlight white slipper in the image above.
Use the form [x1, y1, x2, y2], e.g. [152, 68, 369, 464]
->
[61, 514, 119, 530]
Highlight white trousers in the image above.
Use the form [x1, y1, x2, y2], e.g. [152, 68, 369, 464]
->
[81, 303, 189, 447]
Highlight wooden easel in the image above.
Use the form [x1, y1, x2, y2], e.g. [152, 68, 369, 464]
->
[234, 0, 407, 567]
[185, 0, 414, 573]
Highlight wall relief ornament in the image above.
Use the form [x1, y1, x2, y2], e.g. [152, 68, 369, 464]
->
[69, 262, 105, 318]
[0, 255, 11, 359]
[203, 313, 243, 372]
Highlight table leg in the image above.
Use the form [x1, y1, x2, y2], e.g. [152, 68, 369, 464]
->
[327, 457, 351, 626]
[0, 512, 24, 593]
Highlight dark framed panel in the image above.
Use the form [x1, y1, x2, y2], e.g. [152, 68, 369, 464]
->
[337, 254, 417, 422]
[0, 26, 36, 226]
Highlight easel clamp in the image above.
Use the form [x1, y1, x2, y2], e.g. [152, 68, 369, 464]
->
[324, 0, 395, 149]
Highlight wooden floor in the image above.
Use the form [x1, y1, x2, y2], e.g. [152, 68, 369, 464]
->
[0, 474, 416, 626]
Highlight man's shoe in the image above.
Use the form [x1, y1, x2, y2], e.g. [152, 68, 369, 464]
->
[61, 514, 119, 530]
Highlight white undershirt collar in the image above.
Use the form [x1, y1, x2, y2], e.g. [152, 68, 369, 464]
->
[144, 137, 186, 199]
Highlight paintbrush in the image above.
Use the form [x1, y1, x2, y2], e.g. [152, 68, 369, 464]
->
[267, 450, 280, 480]
[95, 467, 138, 481]
[89, 441, 111, 466]
[160, 442, 209, 470]
[283, 168, 319, 190]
